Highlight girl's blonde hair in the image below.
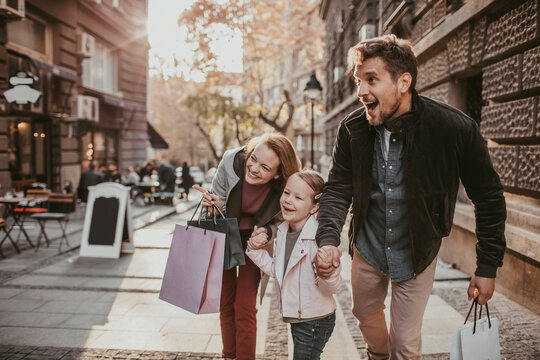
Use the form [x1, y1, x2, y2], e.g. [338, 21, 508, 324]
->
[290, 170, 324, 204]
[245, 134, 301, 191]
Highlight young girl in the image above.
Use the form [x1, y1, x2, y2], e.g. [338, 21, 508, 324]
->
[246, 170, 341, 360]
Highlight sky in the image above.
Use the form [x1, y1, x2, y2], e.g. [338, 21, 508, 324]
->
[147, 0, 243, 80]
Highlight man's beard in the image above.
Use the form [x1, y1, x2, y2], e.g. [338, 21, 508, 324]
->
[366, 94, 401, 127]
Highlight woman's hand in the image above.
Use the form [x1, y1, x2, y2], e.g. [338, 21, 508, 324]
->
[247, 226, 268, 250]
[193, 185, 223, 215]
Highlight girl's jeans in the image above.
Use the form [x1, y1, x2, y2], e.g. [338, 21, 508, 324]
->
[290, 312, 336, 360]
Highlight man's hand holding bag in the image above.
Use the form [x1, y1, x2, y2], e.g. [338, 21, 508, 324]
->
[450, 296, 501, 360]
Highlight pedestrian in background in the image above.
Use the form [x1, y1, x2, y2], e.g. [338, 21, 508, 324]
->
[180, 161, 194, 200]
[123, 166, 140, 186]
[158, 162, 176, 192]
[106, 163, 121, 183]
[139, 162, 154, 181]
[77, 162, 104, 202]
[247, 170, 340, 360]
[315, 35, 506, 359]
[194, 134, 301, 360]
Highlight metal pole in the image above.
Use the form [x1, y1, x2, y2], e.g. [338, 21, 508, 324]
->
[311, 101, 314, 167]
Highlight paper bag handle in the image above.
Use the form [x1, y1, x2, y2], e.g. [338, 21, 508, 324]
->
[464, 296, 492, 334]
[185, 196, 226, 231]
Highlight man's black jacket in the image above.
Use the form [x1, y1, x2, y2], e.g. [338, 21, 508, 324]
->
[316, 91, 506, 278]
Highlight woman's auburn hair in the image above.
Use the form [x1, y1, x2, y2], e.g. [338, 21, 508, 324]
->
[245, 133, 301, 191]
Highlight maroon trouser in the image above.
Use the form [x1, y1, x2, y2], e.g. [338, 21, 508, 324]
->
[220, 230, 261, 360]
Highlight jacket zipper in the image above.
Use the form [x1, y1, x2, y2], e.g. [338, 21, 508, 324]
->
[298, 260, 302, 319]
[404, 129, 418, 278]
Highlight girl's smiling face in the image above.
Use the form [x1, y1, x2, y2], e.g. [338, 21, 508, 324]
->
[280, 174, 319, 232]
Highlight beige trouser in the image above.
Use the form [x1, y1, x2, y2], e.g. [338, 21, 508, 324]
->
[351, 247, 437, 360]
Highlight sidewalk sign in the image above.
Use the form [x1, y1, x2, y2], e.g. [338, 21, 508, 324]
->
[79, 182, 134, 258]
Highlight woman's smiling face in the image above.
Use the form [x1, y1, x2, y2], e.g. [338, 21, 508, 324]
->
[244, 143, 280, 185]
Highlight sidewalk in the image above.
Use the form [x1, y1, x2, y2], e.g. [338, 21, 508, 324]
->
[0, 202, 538, 359]
[0, 197, 193, 284]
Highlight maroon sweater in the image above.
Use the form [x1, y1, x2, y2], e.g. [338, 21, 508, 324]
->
[238, 178, 272, 231]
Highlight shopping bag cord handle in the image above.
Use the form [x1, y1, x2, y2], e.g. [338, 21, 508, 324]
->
[186, 198, 204, 230]
[464, 296, 492, 334]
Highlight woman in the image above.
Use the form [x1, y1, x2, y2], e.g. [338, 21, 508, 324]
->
[195, 134, 300, 360]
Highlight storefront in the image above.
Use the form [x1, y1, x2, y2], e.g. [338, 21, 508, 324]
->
[3, 51, 77, 190]
[80, 127, 119, 171]
[7, 118, 49, 183]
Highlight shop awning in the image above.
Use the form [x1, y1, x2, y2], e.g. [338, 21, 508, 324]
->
[100, 93, 146, 111]
[30, 57, 78, 82]
[147, 121, 169, 149]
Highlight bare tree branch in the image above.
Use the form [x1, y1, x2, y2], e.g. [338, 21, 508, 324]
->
[258, 90, 295, 134]
[194, 119, 221, 163]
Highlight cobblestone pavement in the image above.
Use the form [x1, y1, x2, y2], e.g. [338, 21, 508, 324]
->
[335, 277, 540, 360]
[1, 211, 538, 359]
[433, 283, 540, 359]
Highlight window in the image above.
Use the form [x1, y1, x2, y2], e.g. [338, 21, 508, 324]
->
[8, 120, 48, 182]
[7, 15, 52, 62]
[82, 38, 117, 93]
[81, 129, 119, 171]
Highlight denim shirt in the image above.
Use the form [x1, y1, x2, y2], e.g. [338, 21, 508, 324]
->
[355, 125, 415, 282]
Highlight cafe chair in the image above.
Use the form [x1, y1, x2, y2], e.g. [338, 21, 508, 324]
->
[0, 217, 18, 258]
[11, 189, 51, 248]
[31, 192, 76, 253]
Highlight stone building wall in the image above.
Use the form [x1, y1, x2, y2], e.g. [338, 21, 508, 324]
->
[0, 0, 149, 192]
[320, 0, 540, 313]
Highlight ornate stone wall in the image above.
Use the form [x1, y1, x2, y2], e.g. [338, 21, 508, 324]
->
[523, 46, 540, 91]
[416, 50, 449, 90]
[446, 24, 470, 74]
[420, 82, 449, 104]
[517, 146, 540, 192]
[482, 54, 522, 100]
[410, 0, 540, 197]
[483, 0, 537, 61]
[488, 146, 518, 188]
[481, 98, 537, 140]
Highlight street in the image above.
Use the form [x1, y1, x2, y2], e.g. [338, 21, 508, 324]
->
[0, 198, 537, 359]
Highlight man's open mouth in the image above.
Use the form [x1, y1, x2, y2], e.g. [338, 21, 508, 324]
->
[364, 100, 378, 111]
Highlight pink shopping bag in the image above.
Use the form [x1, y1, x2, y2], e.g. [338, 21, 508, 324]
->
[159, 224, 226, 314]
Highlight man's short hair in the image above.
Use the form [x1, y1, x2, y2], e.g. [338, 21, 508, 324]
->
[348, 34, 418, 90]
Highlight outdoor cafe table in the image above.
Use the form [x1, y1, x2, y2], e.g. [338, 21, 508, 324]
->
[137, 181, 160, 205]
[0, 196, 47, 253]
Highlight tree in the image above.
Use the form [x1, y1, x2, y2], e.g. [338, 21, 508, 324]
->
[182, 91, 257, 163]
[179, 0, 324, 137]
[150, 75, 210, 167]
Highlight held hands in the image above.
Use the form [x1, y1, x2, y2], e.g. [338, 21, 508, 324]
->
[193, 185, 224, 216]
[247, 226, 268, 251]
[467, 275, 495, 305]
[315, 245, 342, 279]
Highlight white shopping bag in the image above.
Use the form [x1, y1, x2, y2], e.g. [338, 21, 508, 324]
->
[450, 298, 501, 360]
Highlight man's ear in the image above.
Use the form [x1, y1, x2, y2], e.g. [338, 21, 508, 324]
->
[399, 72, 412, 93]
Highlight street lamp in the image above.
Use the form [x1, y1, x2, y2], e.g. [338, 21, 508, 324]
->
[303, 72, 323, 168]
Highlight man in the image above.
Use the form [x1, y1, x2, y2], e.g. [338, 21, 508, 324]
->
[314, 35, 506, 359]
[77, 162, 104, 202]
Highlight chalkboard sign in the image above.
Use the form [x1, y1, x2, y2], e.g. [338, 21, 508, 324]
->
[88, 197, 120, 246]
[79, 182, 133, 258]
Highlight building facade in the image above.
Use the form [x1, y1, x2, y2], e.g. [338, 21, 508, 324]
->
[0, 0, 150, 193]
[320, 0, 540, 313]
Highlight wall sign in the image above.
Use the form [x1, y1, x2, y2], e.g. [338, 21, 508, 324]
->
[79, 182, 134, 258]
[3, 71, 42, 104]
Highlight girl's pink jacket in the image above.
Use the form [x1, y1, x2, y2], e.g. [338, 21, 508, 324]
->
[246, 215, 341, 320]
